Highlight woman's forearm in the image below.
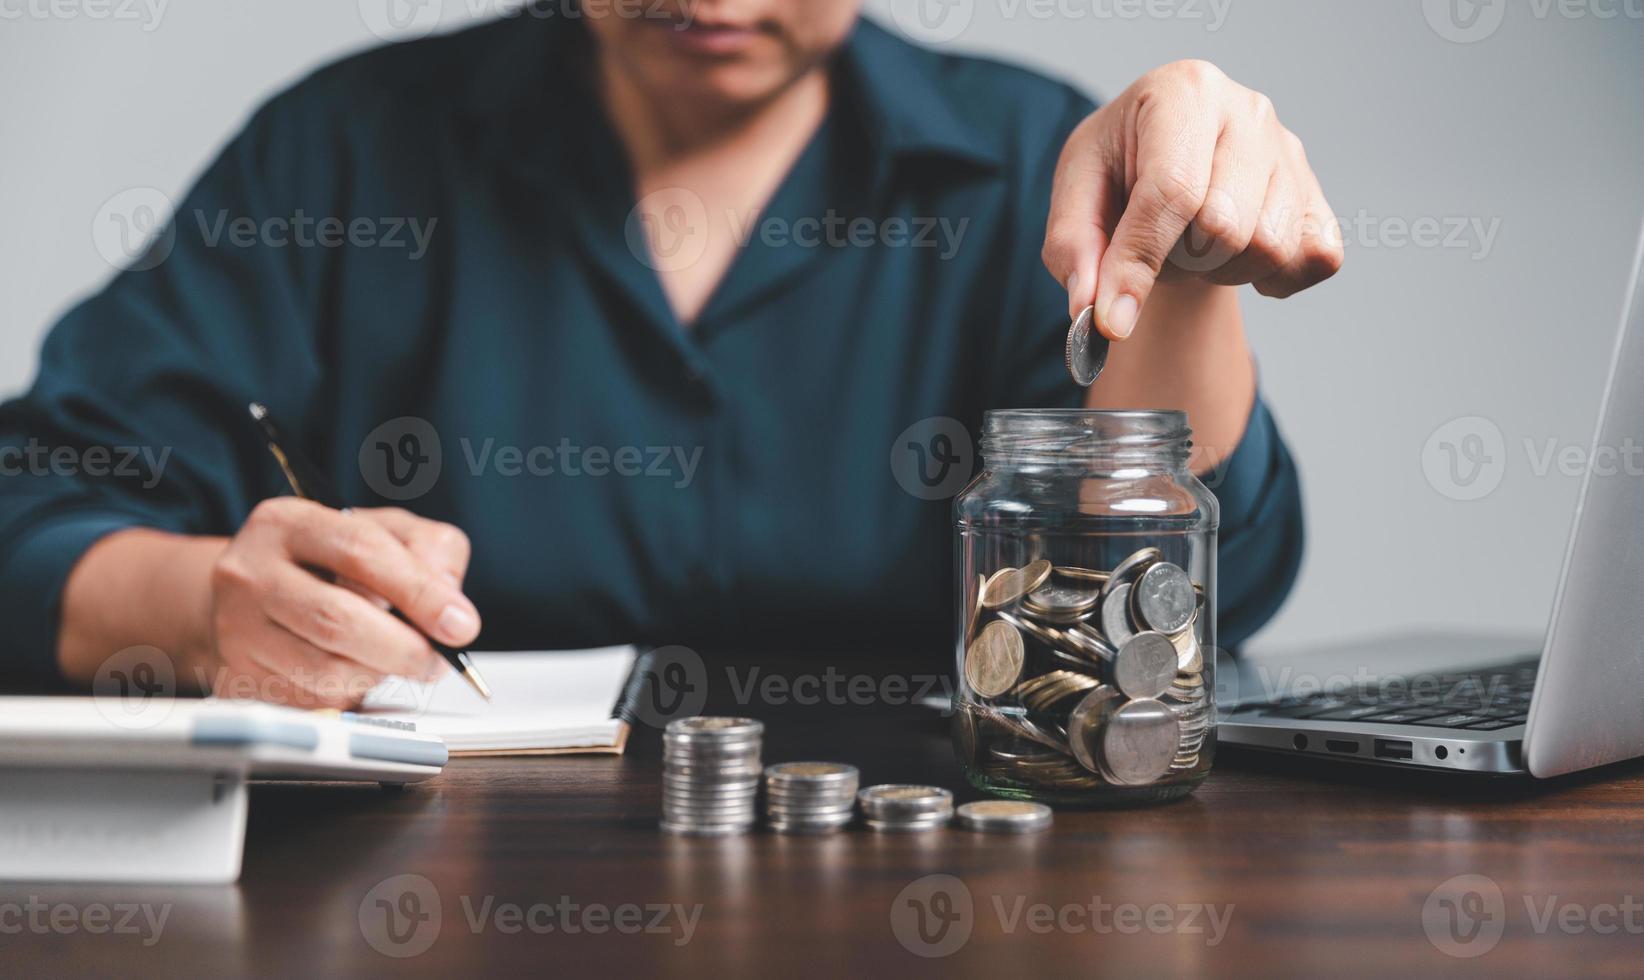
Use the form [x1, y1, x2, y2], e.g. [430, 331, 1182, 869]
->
[1084, 279, 1257, 474]
[57, 528, 225, 688]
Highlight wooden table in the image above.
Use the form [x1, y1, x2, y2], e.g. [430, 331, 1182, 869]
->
[6, 688, 1644, 977]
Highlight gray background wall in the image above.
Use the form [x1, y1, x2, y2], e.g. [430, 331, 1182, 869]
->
[3, 1, 1642, 651]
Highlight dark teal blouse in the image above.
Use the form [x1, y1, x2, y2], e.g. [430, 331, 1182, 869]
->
[0, 16, 1302, 685]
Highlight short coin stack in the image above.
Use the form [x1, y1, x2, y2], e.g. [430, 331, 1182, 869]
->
[956, 549, 1209, 795]
[764, 762, 860, 834]
[661, 717, 763, 836]
[857, 784, 954, 832]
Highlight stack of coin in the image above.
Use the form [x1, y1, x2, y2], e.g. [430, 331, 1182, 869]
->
[958, 548, 1211, 795]
[857, 784, 954, 831]
[660, 717, 763, 836]
[764, 762, 860, 834]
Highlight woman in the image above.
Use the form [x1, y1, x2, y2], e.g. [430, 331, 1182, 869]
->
[0, 2, 1338, 705]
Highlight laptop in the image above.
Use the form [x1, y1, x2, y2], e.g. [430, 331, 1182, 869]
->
[1220, 222, 1644, 778]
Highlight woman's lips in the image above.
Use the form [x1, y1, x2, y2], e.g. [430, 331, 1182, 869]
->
[647, 17, 765, 56]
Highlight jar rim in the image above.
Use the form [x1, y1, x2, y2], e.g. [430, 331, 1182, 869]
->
[981, 409, 1191, 465]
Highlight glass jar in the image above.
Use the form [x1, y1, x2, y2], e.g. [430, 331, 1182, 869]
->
[952, 409, 1217, 806]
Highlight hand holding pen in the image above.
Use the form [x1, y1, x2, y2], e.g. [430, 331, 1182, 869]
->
[206, 403, 493, 706]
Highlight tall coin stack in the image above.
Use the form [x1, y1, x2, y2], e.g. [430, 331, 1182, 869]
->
[661, 717, 764, 837]
[763, 762, 859, 834]
[956, 548, 1210, 796]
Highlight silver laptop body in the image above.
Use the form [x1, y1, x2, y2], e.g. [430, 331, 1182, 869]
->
[1220, 223, 1644, 778]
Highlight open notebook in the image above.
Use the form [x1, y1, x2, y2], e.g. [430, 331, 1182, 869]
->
[362, 646, 643, 756]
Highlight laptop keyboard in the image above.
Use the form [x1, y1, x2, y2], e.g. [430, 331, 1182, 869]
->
[1245, 657, 1538, 731]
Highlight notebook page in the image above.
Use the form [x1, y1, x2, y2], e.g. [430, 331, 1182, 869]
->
[363, 646, 637, 751]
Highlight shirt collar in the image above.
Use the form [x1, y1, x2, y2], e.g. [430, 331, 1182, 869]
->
[461, 14, 1002, 179]
[835, 18, 1003, 175]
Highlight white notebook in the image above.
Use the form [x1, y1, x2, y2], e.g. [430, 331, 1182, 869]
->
[363, 646, 641, 756]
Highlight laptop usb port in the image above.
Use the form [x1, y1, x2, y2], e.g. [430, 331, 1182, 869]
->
[1375, 739, 1414, 761]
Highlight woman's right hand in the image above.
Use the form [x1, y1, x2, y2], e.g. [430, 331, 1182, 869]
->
[202, 498, 481, 707]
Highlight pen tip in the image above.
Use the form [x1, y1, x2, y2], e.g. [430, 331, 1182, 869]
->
[248, 402, 267, 421]
[457, 652, 494, 701]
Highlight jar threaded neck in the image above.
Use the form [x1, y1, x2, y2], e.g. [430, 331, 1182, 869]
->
[980, 409, 1192, 469]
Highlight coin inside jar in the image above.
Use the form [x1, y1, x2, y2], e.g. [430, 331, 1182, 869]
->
[1098, 699, 1181, 785]
[964, 620, 1025, 697]
[965, 573, 985, 641]
[995, 609, 1065, 650]
[1054, 566, 1111, 585]
[1111, 631, 1179, 700]
[1066, 686, 1122, 774]
[1102, 547, 1163, 598]
[1018, 559, 1053, 594]
[1022, 583, 1101, 624]
[981, 567, 1025, 609]
[1133, 561, 1196, 635]
[1100, 582, 1137, 647]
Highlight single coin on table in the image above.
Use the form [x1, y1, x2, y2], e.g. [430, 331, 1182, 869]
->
[956, 800, 1054, 834]
[1065, 305, 1110, 387]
